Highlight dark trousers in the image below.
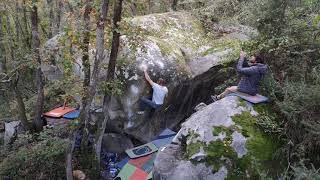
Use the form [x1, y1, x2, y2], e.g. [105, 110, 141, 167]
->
[139, 97, 161, 111]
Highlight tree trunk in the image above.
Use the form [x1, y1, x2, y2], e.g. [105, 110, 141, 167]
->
[31, 0, 44, 132]
[91, 0, 110, 163]
[11, 75, 32, 131]
[96, 0, 124, 166]
[172, 0, 178, 11]
[130, 2, 137, 16]
[5, 16, 15, 62]
[22, 0, 31, 48]
[106, 0, 123, 81]
[56, 0, 63, 33]
[84, 0, 109, 121]
[79, 0, 92, 128]
[14, 1, 21, 42]
[47, 0, 54, 38]
[0, 15, 6, 73]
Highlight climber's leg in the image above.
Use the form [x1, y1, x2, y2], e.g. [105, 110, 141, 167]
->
[217, 86, 238, 99]
[138, 97, 156, 114]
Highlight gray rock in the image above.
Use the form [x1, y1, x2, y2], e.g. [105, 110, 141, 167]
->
[101, 133, 134, 153]
[180, 96, 254, 145]
[168, 161, 199, 180]
[153, 144, 182, 179]
[153, 144, 216, 180]
[187, 49, 231, 77]
[41, 64, 63, 81]
[4, 121, 23, 145]
[153, 96, 270, 179]
[211, 166, 228, 180]
[231, 131, 247, 158]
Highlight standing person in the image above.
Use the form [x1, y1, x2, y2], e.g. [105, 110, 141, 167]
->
[212, 51, 268, 101]
[137, 70, 168, 115]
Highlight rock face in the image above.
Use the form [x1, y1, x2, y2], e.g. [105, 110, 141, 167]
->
[153, 96, 282, 179]
[42, 12, 256, 142]
[101, 133, 134, 153]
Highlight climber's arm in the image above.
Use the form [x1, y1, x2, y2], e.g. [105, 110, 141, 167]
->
[144, 70, 154, 86]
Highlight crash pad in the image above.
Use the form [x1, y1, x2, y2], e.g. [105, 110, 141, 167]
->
[43, 107, 76, 118]
[116, 157, 130, 169]
[63, 109, 80, 119]
[125, 142, 158, 159]
[152, 128, 176, 148]
[228, 91, 269, 104]
[128, 153, 156, 173]
[116, 163, 148, 180]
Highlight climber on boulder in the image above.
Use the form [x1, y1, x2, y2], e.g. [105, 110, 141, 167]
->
[212, 51, 268, 101]
[137, 70, 168, 115]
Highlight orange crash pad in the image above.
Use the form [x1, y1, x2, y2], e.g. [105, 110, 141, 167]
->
[43, 107, 76, 118]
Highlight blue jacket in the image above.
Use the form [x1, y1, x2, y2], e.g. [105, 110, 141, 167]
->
[237, 57, 268, 95]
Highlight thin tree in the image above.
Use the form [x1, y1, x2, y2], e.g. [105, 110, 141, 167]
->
[31, 0, 44, 132]
[56, 0, 63, 33]
[78, 0, 92, 129]
[84, 0, 110, 128]
[47, 0, 54, 38]
[0, 12, 6, 73]
[172, 0, 178, 11]
[10, 74, 32, 131]
[22, 0, 31, 47]
[96, 0, 124, 164]
[66, 1, 93, 179]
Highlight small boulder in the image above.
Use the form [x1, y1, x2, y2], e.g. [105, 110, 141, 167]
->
[4, 121, 24, 145]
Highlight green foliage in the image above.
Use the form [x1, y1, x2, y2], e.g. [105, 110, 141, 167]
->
[100, 79, 124, 96]
[73, 151, 99, 179]
[0, 137, 68, 179]
[212, 126, 233, 138]
[254, 104, 284, 135]
[237, 0, 320, 168]
[186, 142, 203, 159]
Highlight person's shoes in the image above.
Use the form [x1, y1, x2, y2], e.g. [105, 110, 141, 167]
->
[211, 95, 218, 102]
[137, 111, 144, 115]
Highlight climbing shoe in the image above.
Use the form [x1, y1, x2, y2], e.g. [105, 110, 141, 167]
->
[211, 95, 218, 102]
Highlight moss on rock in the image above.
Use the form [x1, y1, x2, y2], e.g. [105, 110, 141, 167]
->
[184, 104, 283, 179]
[231, 111, 283, 178]
[186, 142, 204, 159]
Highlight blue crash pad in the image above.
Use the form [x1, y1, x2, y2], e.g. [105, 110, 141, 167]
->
[152, 128, 176, 148]
[116, 156, 130, 169]
[228, 91, 269, 104]
[62, 109, 80, 119]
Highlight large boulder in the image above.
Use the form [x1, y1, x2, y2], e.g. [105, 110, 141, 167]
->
[42, 12, 256, 141]
[153, 96, 283, 179]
